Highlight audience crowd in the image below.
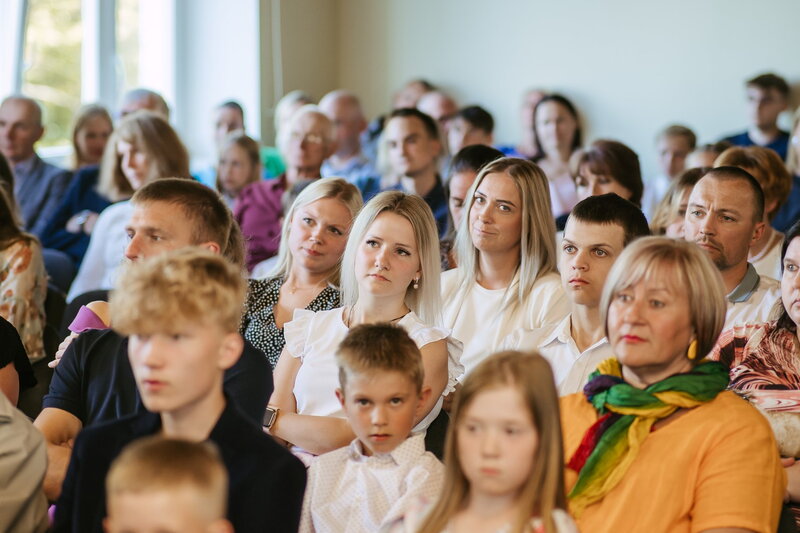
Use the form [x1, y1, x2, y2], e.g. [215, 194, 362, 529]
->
[1, 70, 799, 533]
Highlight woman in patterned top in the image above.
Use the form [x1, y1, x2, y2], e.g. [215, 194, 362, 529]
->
[241, 177, 362, 367]
[0, 155, 47, 373]
[713, 219, 800, 524]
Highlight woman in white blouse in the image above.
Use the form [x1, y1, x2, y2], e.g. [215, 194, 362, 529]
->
[441, 157, 569, 375]
[268, 191, 462, 458]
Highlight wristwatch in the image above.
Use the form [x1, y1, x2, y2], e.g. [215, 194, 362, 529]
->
[74, 210, 93, 233]
[263, 405, 280, 429]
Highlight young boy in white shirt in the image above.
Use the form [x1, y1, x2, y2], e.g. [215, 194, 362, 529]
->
[503, 193, 650, 394]
[299, 323, 444, 533]
[104, 436, 233, 533]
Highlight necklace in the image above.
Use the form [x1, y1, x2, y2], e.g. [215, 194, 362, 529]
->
[345, 306, 409, 328]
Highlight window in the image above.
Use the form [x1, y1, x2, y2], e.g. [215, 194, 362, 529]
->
[116, 0, 140, 95]
[20, 0, 82, 148]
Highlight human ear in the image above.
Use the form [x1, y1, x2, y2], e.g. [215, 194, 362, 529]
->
[416, 386, 432, 417]
[200, 241, 222, 255]
[751, 221, 766, 245]
[208, 518, 234, 533]
[335, 387, 346, 408]
[218, 332, 244, 370]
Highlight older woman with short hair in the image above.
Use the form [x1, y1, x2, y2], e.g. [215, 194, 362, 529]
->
[560, 236, 785, 532]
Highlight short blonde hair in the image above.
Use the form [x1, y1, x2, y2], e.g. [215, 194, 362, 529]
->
[336, 323, 424, 393]
[453, 157, 557, 315]
[106, 436, 228, 522]
[97, 110, 190, 202]
[269, 177, 362, 285]
[600, 236, 726, 360]
[70, 103, 113, 169]
[215, 131, 262, 195]
[340, 191, 442, 326]
[110, 248, 247, 336]
[715, 146, 792, 220]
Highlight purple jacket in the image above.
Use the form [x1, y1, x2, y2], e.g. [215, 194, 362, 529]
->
[234, 175, 286, 271]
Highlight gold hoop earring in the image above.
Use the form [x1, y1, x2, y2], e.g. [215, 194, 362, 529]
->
[687, 339, 698, 361]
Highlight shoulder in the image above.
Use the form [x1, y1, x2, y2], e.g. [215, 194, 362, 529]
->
[96, 201, 133, 224]
[74, 411, 148, 455]
[440, 268, 464, 295]
[531, 271, 565, 293]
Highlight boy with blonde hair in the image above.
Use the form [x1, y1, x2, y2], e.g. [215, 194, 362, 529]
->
[55, 249, 305, 533]
[104, 436, 232, 533]
[299, 323, 444, 533]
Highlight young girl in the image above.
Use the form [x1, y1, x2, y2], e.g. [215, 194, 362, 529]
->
[242, 177, 362, 368]
[267, 191, 462, 460]
[216, 132, 262, 209]
[414, 351, 576, 533]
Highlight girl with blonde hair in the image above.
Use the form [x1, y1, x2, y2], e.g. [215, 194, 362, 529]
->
[267, 191, 462, 460]
[241, 177, 362, 368]
[70, 104, 113, 169]
[441, 157, 568, 375]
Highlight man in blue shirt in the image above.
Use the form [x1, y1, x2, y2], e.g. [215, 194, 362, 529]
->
[721, 73, 790, 160]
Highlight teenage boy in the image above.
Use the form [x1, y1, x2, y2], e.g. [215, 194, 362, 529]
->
[36, 178, 271, 502]
[503, 194, 650, 394]
[356, 108, 448, 237]
[299, 323, 444, 533]
[684, 167, 780, 329]
[447, 105, 494, 155]
[54, 249, 306, 533]
[104, 436, 233, 533]
[721, 73, 791, 160]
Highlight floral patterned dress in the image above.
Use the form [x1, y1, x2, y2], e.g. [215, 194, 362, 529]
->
[0, 239, 47, 362]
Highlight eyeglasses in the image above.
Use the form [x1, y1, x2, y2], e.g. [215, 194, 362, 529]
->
[289, 132, 324, 145]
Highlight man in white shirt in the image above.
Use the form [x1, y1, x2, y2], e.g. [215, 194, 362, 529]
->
[503, 193, 650, 395]
[683, 167, 780, 330]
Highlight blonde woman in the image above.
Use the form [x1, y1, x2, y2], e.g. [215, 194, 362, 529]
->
[242, 178, 362, 368]
[441, 157, 568, 375]
[216, 131, 262, 209]
[70, 104, 113, 170]
[67, 110, 190, 301]
[267, 191, 462, 459]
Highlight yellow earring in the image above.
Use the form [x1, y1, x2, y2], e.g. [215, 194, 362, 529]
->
[687, 339, 698, 361]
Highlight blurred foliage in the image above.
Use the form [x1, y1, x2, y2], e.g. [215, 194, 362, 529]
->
[21, 0, 82, 148]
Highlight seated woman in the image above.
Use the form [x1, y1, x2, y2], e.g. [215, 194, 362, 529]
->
[649, 167, 705, 237]
[562, 236, 785, 532]
[66, 110, 190, 301]
[267, 191, 462, 459]
[441, 157, 568, 375]
[713, 220, 800, 527]
[0, 177, 47, 364]
[441, 144, 503, 270]
[216, 131, 262, 209]
[70, 104, 113, 170]
[531, 94, 582, 219]
[242, 178, 362, 368]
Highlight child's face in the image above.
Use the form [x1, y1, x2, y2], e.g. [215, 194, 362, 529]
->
[128, 321, 242, 415]
[457, 386, 537, 499]
[105, 489, 232, 533]
[336, 370, 428, 456]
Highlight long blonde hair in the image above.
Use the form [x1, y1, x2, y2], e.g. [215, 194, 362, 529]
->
[418, 351, 566, 533]
[340, 191, 442, 326]
[453, 157, 557, 314]
[70, 104, 113, 169]
[97, 110, 190, 201]
[269, 178, 362, 286]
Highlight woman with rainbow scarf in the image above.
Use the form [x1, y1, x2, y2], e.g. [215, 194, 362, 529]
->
[560, 237, 785, 533]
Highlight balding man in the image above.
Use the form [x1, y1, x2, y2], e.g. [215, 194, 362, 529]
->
[119, 88, 170, 119]
[416, 90, 458, 134]
[683, 166, 780, 330]
[318, 90, 377, 183]
[0, 96, 71, 236]
[235, 105, 336, 270]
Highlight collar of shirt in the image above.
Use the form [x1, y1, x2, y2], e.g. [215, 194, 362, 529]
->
[347, 432, 426, 466]
[13, 154, 38, 176]
[728, 263, 761, 303]
[541, 314, 609, 355]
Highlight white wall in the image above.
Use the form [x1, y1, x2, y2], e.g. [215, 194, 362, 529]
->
[173, 0, 261, 169]
[335, 0, 800, 178]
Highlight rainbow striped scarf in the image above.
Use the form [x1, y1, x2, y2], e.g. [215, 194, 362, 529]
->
[566, 357, 729, 516]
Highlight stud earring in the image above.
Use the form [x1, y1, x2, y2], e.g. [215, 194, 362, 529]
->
[413, 278, 420, 290]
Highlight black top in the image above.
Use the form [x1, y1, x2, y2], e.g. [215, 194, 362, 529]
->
[54, 399, 306, 533]
[43, 329, 272, 426]
[0, 316, 35, 390]
[242, 277, 340, 368]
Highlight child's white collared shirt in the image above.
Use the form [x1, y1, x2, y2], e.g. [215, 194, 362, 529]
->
[299, 434, 444, 533]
